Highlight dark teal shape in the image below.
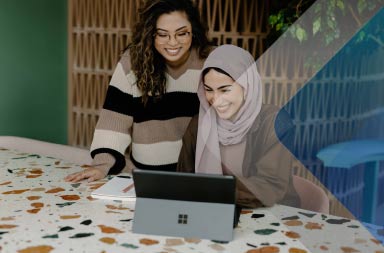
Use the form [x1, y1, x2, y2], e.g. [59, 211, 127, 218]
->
[254, 229, 277, 235]
[120, 243, 139, 249]
[59, 226, 74, 232]
[80, 220, 92, 225]
[69, 233, 94, 238]
[43, 234, 59, 239]
[56, 202, 76, 207]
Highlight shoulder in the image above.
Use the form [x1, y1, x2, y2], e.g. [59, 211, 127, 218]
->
[254, 104, 279, 127]
[118, 49, 133, 74]
[252, 104, 294, 135]
[106, 49, 141, 96]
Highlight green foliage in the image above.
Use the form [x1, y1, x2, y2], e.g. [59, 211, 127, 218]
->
[268, 0, 383, 48]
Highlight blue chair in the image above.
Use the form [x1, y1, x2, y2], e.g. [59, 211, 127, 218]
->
[317, 139, 384, 223]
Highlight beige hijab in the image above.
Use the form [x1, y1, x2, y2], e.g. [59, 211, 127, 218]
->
[195, 45, 262, 174]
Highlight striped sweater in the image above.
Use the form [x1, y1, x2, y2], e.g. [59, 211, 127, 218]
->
[90, 49, 204, 174]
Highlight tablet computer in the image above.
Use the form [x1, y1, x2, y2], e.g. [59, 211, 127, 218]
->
[132, 169, 236, 241]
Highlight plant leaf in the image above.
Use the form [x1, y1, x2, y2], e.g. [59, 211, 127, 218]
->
[336, 0, 345, 10]
[296, 26, 307, 42]
[357, 0, 367, 13]
[276, 23, 283, 31]
[313, 17, 321, 35]
[269, 15, 278, 26]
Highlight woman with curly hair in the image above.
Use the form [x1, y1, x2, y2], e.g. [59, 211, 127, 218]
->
[65, 0, 212, 182]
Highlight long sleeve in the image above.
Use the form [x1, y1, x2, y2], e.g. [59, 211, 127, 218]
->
[90, 52, 135, 174]
[239, 105, 300, 207]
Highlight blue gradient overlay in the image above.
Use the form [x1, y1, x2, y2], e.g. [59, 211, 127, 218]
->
[278, 8, 384, 242]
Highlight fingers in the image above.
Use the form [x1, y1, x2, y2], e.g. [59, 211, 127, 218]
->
[64, 168, 106, 183]
[87, 170, 106, 182]
[87, 176, 96, 182]
[64, 170, 91, 182]
[64, 173, 76, 182]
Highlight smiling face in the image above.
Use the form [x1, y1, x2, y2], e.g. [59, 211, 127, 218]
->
[203, 68, 245, 121]
[154, 11, 193, 67]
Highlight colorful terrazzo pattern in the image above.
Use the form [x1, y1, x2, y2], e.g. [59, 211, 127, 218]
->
[271, 205, 384, 252]
[0, 148, 382, 252]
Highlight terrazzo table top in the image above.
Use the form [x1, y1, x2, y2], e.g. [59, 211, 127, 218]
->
[0, 148, 383, 253]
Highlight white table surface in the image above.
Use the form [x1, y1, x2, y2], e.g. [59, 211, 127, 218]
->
[0, 148, 383, 253]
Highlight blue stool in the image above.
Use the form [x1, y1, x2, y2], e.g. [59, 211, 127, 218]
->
[317, 139, 384, 223]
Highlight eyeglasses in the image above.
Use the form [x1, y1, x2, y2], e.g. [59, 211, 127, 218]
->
[155, 31, 192, 44]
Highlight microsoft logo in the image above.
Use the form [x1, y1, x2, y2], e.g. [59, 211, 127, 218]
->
[178, 214, 188, 224]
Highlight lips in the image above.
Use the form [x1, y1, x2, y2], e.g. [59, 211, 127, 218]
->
[165, 48, 181, 56]
[214, 104, 230, 113]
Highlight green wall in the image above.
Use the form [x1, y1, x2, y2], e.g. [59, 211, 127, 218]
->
[0, 0, 67, 144]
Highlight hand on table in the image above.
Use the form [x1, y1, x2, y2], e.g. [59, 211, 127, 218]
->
[64, 167, 107, 182]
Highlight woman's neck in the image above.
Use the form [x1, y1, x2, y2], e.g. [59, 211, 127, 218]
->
[166, 48, 200, 80]
[166, 49, 191, 69]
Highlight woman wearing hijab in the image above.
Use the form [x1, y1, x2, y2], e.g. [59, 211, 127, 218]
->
[177, 44, 300, 209]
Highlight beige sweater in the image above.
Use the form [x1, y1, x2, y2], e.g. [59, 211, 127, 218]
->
[91, 48, 205, 175]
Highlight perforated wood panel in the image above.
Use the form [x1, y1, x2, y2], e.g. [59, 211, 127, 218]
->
[201, 0, 269, 58]
[68, 0, 139, 148]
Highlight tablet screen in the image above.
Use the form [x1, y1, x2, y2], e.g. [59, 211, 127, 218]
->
[132, 169, 236, 204]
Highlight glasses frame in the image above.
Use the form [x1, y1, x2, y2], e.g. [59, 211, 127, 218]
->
[154, 30, 192, 44]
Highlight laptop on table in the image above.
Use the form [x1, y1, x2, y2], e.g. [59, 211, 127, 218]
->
[132, 169, 236, 242]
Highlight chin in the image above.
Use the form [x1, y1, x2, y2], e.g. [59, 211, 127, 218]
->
[161, 52, 178, 61]
[217, 110, 240, 121]
[216, 112, 233, 121]
[165, 55, 182, 61]
[164, 49, 190, 65]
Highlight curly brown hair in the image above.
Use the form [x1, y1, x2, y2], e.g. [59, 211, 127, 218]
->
[128, 0, 212, 104]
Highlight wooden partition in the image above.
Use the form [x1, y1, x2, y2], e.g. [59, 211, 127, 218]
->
[68, 0, 141, 148]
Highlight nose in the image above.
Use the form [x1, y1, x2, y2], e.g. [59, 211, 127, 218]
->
[167, 35, 178, 46]
[209, 92, 221, 106]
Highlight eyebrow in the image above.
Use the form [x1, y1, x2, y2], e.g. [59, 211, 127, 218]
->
[156, 26, 189, 32]
[203, 84, 232, 90]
